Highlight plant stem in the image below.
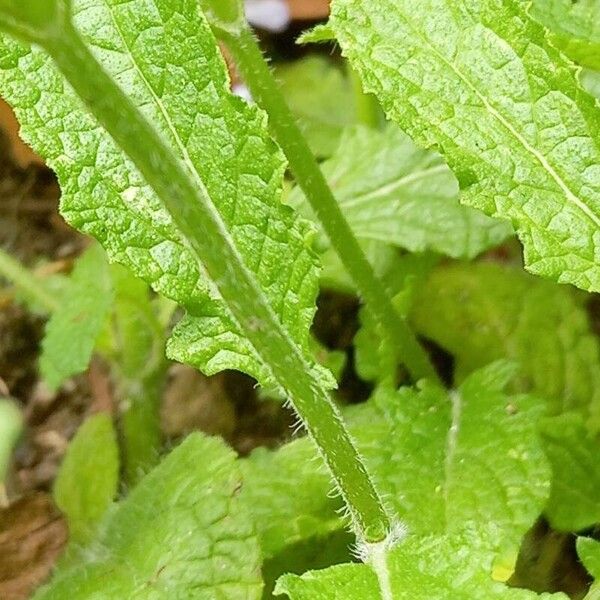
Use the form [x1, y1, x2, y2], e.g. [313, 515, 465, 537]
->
[0, 248, 59, 312]
[15, 17, 391, 542]
[221, 26, 440, 385]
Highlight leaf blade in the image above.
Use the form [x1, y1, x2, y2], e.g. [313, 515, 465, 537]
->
[37, 433, 262, 599]
[329, 0, 600, 292]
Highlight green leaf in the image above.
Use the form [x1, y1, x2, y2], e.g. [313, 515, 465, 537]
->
[53, 413, 119, 546]
[240, 441, 341, 562]
[410, 262, 600, 429]
[240, 442, 352, 596]
[39, 244, 113, 390]
[0, 0, 329, 394]
[540, 414, 600, 531]
[276, 523, 566, 599]
[275, 56, 355, 158]
[352, 362, 549, 548]
[582, 69, 600, 99]
[289, 125, 511, 259]
[578, 538, 600, 579]
[0, 397, 23, 484]
[329, 0, 600, 293]
[36, 433, 262, 599]
[529, 0, 600, 69]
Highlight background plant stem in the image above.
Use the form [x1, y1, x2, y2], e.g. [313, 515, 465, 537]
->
[221, 26, 441, 386]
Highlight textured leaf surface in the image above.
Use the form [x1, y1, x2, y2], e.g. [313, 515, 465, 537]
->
[276, 56, 355, 158]
[411, 262, 600, 428]
[35, 433, 262, 600]
[529, 0, 600, 69]
[289, 125, 511, 259]
[277, 523, 565, 599]
[330, 0, 600, 292]
[240, 437, 340, 561]
[351, 362, 549, 546]
[53, 413, 119, 545]
[0, 0, 325, 391]
[540, 414, 600, 531]
[39, 244, 113, 390]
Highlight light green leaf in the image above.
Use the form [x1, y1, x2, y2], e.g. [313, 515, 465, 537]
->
[352, 362, 549, 548]
[0, 397, 23, 485]
[53, 413, 119, 546]
[275, 56, 355, 158]
[276, 523, 566, 599]
[410, 262, 600, 429]
[240, 442, 353, 596]
[578, 538, 600, 579]
[240, 441, 340, 561]
[329, 0, 600, 292]
[0, 0, 329, 394]
[36, 433, 262, 599]
[582, 69, 600, 99]
[579, 538, 600, 600]
[540, 414, 600, 531]
[39, 244, 113, 390]
[289, 125, 511, 259]
[529, 0, 600, 69]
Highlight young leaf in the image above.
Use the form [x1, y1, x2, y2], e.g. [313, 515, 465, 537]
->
[39, 244, 113, 390]
[329, 0, 600, 293]
[289, 125, 511, 259]
[275, 57, 355, 158]
[53, 413, 119, 546]
[36, 433, 262, 599]
[411, 262, 600, 429]
[540, 414, 600, 532]
[529, 0, 600, 69]
[0, 397, 23, 488]
[354, 362, 549, 545]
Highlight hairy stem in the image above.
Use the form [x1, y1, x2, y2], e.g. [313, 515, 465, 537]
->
[221, 26, 440, 385]
[0, 248, 59, 312]
[2, 10, 391, 542]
